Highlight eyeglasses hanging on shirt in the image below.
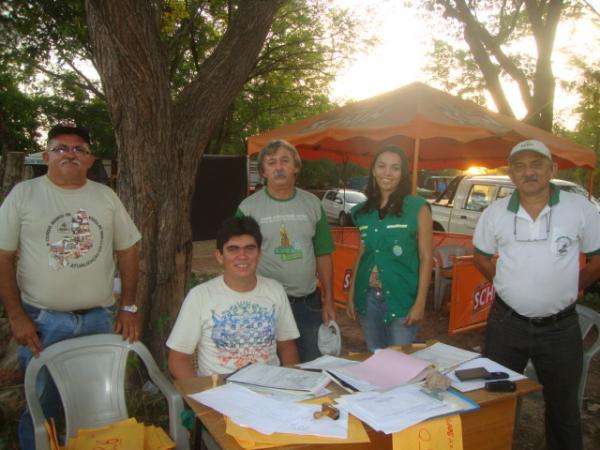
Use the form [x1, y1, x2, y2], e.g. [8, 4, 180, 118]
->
[513, 208, 552, 242]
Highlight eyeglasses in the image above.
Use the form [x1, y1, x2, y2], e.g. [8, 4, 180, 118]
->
[513, 209, 552, 242]
[49, 144, 91, 156]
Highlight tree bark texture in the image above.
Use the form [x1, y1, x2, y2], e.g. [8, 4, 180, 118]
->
[1, 152, 25, 201]
[438, 0, 564, 131]
[85, 0, 283, 362]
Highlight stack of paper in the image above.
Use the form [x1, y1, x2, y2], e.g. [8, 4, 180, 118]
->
[448, 357, 527, 392]
[225, 363, 330, 395]
[338, 384, 478, 435]
[328, 348, 432, 391]
[56, 417, 174, 450]
[224, 397, 371, 449]
[190, 383, 348, 437]
[410, 342, 480, 373]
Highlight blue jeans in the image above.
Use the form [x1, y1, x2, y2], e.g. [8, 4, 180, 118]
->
[358, 288, 417, 351]
[485, 298, 583, 450]
[18, 303, 114, 450]
[289, 289, 323, 363]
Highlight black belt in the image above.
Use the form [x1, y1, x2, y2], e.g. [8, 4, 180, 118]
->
[71, 307, 97, 315]
[288, 289, 318, 304]
[494, 295, 576, 326]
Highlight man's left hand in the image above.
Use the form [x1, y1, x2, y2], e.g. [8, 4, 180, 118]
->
[114, 311, 140, 342]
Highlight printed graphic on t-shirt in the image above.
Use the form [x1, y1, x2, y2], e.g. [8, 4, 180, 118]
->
[274, 224, 303, 261]
[46, 208, 103, 270]
[211, 301, 276, 368]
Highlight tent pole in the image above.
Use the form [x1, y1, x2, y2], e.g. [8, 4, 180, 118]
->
[588, 168, 595, 200]
[412, 137, 421, 194]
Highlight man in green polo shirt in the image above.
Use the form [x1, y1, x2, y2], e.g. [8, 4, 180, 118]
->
[473, 140, 600, 450]
[236, 140, 335, 362]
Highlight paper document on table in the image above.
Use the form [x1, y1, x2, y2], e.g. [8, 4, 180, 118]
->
[340, 348, 432, 388]
[338, 385, 477, 435]
[449, 357, 526, 392]
[225, 397, 369, 448]
[190, 383, 347, 437]
[226, 363, 330, 394]
[410, 342, 480, 373]
[297, 355, 358, 371]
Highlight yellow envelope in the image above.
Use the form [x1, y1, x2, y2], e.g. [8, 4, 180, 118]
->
[144, 425, 175, 450]
[393, 414, 463, 450]
[225, 397, 370, 449]
[66, 418, 145, 450]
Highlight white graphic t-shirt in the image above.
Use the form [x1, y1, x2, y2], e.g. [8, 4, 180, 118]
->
[166, 275, 300, 376]
[0, 176, 141, 311]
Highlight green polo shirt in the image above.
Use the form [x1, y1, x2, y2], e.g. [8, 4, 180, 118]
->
[351, 195, 427, 322]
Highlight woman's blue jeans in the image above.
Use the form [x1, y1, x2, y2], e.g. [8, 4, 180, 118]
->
[358, 287, 417, 351]
[18, 303, 114, 450]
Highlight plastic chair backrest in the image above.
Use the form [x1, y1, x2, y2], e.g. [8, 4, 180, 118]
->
[25, 334, 189, 450]
[576, 304, 600, 410]
[524, 305, 600, 412]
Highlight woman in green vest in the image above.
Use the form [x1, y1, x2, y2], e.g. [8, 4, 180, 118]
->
[346, 146, 433, 350]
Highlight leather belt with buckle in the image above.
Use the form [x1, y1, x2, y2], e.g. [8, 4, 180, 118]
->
[495, 295, 576, 326]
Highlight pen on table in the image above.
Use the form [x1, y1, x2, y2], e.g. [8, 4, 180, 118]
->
[324, 370, 359, 393]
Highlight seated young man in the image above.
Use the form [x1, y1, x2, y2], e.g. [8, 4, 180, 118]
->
[167, 216, 300, 378]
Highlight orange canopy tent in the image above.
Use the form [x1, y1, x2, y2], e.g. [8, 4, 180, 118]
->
[247, 82, 595, 185]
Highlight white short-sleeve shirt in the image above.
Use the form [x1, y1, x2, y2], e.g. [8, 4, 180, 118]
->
[166, 275, 300, 376]
[473, 186, 600, 317]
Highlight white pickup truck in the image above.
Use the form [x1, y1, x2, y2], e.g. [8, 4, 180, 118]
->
[430, 175, 600, 235]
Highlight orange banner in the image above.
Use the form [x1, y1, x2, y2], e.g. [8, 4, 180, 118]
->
[448, 256, 493, 335]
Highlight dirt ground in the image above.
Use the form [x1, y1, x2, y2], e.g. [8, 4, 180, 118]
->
[192, 240, 600, 449]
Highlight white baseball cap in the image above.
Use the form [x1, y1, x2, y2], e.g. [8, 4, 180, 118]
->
[318, 320, 342, 356]
[509, 140, 552, 161]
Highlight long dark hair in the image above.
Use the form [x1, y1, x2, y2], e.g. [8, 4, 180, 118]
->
[358, 146, 412, 217]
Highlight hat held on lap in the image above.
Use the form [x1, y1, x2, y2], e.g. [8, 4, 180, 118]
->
[318, 320, 342, 356]
[508, 140, 552, 161]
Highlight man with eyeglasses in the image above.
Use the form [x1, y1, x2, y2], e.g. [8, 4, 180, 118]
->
[473, 139, 600, 450]
[0, 123, 141, 450]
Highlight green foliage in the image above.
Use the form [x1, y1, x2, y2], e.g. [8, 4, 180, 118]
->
[555, 55, 600, 196]
[423, 39, 487, 106]
[0, 0, 372, 160]
[297, 159, 368, 189]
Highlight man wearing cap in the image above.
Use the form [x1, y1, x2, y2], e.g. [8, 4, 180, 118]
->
[473, 139, 600, 450]
[236, 140, 336, 362]
[0, 123, 141, 449]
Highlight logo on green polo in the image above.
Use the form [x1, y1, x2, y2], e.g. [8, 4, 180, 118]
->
[275, 224, 303, 261]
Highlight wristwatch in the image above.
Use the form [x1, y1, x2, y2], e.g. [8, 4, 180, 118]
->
[120, 304, 138, 314]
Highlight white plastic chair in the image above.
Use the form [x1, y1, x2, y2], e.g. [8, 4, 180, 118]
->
[24, 334, 190, 450]
[523, 304, 600, 412]
[433, 245, 470, 310]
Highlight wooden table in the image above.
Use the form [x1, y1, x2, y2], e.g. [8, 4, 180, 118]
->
[175, 358, 541, 449]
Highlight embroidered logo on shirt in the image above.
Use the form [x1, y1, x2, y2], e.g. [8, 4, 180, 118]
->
[555, 236, 572, 256]
[274, 224, 303, 261]
[46, 208, 103, 270]
[387, 224, 408, 229]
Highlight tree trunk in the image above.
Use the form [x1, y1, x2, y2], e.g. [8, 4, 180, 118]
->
[1, 152, 25, 201]
[85, 0, 283, 363]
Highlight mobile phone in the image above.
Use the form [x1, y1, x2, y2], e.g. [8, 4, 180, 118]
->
[485, 380, 516, 392]
[485, 371, 509, 380]
[455, 367, 490, 381]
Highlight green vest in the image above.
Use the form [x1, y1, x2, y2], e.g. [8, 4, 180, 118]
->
[351, 195, 427, 321]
